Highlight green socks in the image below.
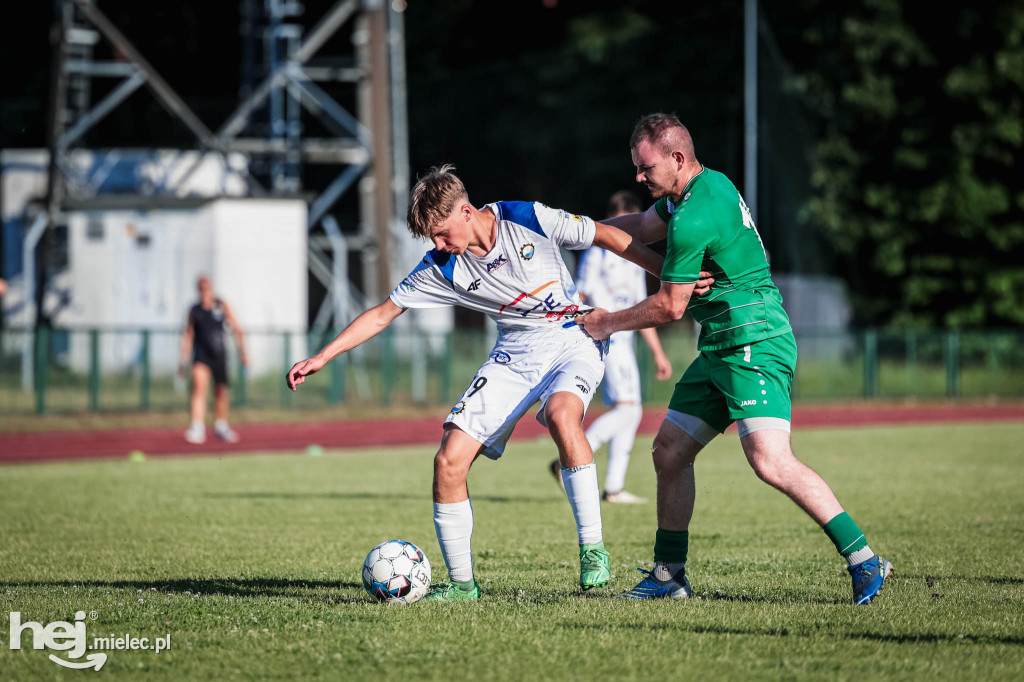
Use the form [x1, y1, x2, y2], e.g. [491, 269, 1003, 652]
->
[654, 528, 689, 564]
[824, 512, 868, 556]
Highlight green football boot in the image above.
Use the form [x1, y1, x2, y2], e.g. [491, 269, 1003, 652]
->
[579, 542, 611, 590]
[421, 579, 481, 601]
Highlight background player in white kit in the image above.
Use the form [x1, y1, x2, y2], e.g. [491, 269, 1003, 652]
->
[286, 165, 664, 600]
[550, 191, 673, 503]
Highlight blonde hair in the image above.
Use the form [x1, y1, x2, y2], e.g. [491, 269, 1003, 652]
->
[406, 164, 469, 238]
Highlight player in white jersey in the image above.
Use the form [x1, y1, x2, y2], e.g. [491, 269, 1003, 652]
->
[549, 191, 673, 503]
[286, 165, 664, 600]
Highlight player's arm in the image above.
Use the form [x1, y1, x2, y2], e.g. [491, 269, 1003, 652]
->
[599, 204, 669, 245]
[287, 299, 407, 390]
[638, 327, 673, 380]
[577, 281, 694, 341]
[592, 222, 663, 279]
[178, 311, 194, 376]
[603, 206, 715, 296]
[221, 301, 249, 367]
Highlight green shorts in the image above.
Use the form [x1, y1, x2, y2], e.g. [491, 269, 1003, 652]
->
[668, 333, 797, 434]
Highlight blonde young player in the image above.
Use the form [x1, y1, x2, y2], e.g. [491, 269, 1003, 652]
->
[286, 165, 664, 600]
[549, 191, 674, 503]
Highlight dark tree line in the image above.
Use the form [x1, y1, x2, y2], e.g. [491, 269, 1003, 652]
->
[405, 0, 1024, 329]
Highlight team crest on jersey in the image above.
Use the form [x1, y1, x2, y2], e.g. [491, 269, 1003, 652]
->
[519, 243, 535, 260]
[490, 350, 511, 364]
[450, 401, 466, 415]
[486, 254, 509, 274]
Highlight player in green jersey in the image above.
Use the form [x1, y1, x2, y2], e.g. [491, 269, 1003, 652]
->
[577, 113, 892, 604]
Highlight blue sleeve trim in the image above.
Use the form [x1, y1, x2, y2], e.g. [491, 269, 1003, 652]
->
[496, 201, 546, 238]
[428, 249, 457, 287]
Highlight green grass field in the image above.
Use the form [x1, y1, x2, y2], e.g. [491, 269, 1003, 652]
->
[1, 422, 1022, 680]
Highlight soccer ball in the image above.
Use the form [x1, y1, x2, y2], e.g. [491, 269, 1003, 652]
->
[361, 539, 432, 603]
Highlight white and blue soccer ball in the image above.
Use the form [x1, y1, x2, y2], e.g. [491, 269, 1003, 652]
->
[361, 539, 432, 603]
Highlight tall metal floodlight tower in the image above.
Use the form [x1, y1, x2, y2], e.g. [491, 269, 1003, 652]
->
[232, 0, 410, 330]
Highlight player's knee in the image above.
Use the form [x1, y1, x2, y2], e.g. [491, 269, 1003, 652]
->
[651, 431, 695, 473]
[748, 450, 792, 489]
[433, 449, 459, 480]
[545, 402, 582, 434]
[615, 402, 644, 430]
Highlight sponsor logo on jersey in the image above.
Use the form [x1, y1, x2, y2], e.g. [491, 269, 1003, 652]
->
[572, 214, 582, 222]
[519, 243, 535, 260]
[450, 401, 466, 414]
[741, 399, 757, 406]
[490, 351, 511, 364]
[574, 376, 592, 395]
[486, 254, 509, 274]
[467, 278, 481, 292]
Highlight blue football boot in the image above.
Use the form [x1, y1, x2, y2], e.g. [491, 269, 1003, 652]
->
[618, 565, 692, 599]
[849, 555, 893, 605]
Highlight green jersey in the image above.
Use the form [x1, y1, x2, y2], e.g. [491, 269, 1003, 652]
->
[656, 167, 792, 351]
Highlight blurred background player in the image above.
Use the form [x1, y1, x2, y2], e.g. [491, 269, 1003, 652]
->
[178, 275, 249, 444]
[287, 164, 665, 600]
[549, 190, 673, 504]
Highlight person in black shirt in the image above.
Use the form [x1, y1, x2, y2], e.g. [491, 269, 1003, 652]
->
[178, 275, 248, 443]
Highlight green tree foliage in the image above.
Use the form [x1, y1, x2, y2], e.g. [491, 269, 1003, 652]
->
[793, 0, 1024, 328]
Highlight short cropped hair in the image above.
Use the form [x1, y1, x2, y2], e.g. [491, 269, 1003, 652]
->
[406, 164, 469, 238]
[606, 190, 643, 217]
[629, 112, 688, 154]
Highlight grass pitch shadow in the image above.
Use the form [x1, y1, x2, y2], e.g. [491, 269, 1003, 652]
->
[0, 577, 361, 599]
[561, 621, 1024, 647]
[902, 573, 1024, 586]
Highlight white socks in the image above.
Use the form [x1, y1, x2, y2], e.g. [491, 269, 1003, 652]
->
[561, 462, 603, 545]
[433, 499, 475, 582]
[846, 545, 875, 566]
[586, 404, 643, 493]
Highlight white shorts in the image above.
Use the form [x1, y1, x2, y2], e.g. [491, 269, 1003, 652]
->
[445, 328, 607, 459]
[600, 332, 641, 405]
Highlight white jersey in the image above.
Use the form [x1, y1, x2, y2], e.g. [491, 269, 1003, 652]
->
[390, 201, 597, 333]
[575, 245, 649, 344]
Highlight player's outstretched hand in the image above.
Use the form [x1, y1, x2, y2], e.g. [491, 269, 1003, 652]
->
[694, 270, 716, 296]
[576, 307, 611, 341]
[287, 356, 325, 391]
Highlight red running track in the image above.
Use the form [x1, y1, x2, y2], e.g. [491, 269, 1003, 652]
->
[1, 404, 1021, 465]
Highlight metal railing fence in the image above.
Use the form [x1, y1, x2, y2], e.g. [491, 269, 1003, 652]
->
[1, 325, 1022, 415]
